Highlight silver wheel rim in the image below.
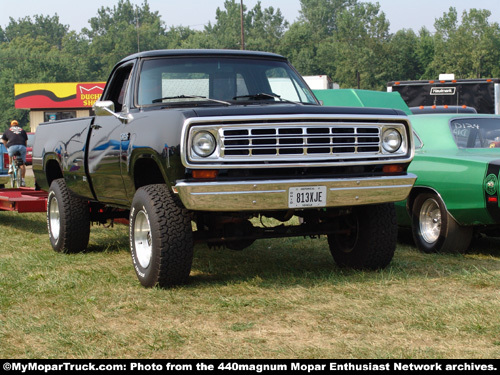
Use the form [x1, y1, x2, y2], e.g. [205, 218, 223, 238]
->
[419, 198, 441, 244]
[49, 195, 60, 241]
[134, 210, 152, 269]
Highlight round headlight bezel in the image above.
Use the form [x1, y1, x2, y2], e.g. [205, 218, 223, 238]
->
[192, 130, 216, 157]
[382, 128, 402, 153]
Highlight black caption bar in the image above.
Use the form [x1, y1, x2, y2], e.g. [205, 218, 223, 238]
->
[1, 360, 498, 374]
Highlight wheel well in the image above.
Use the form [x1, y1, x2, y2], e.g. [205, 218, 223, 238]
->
[133, 157, 166, 190]
[406, 187, 440, 214]
[45, 159, 63, 187]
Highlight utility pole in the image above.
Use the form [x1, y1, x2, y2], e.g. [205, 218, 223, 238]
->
[136, 8, 140, 52]
[240, 0, 245, 50]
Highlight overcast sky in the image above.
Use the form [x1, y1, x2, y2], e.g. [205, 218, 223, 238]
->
[1, 0, 499, 34]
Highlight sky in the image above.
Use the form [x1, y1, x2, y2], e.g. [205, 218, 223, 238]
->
[1, 0, 499, 34]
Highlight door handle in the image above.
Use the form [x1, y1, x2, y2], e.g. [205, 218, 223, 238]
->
[91, 124, 102, 130]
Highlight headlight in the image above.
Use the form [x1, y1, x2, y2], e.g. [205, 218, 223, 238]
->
[192, 131, 216, 157]
[382, 128, 402, 153]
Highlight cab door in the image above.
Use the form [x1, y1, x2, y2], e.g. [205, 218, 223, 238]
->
[87, 62, 134, 205]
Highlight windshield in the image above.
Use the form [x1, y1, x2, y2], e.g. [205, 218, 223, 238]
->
[450, 118, 500, 149]
[137, 57, 317, 106]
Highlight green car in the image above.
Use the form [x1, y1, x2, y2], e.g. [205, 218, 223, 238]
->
[396, 113, 500, 253]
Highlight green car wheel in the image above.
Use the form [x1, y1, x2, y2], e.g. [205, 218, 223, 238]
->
[411, 193, 472, 253]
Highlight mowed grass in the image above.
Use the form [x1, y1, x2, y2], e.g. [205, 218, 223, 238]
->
[0, 194, 499, 358]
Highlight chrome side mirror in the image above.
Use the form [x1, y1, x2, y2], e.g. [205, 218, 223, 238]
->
[93, 100, 115, 116]
[93, 100, 132, 123]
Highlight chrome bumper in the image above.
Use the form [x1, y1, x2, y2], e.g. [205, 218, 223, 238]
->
[174, 174, 417, 211]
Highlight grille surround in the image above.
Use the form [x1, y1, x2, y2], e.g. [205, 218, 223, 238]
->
[181, 114, 413, 169]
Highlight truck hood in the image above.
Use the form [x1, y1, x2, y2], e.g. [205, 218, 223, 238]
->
[188, 103, 408, 118]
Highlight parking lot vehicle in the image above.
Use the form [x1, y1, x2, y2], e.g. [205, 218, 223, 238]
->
[409, 105, 477, 115]
[388, 76, 500, 114]
[25, 132, 34, 165]
[396, 113, 500, 253]
[0, 141, 8, 188]
[33, 49, 416, 288]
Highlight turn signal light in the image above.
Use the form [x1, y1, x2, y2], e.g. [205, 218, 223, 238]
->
[383, 165, 404, 173]
[192, 170, 218, 179]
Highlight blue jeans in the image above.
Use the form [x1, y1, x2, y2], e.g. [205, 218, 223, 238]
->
[8, 145, 27, 163]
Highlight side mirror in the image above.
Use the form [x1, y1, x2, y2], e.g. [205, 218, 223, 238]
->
[93, 100, 132, 123]
[93, 100, 115, 116]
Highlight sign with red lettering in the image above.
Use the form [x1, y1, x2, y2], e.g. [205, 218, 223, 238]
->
[15, 82, 106, 109]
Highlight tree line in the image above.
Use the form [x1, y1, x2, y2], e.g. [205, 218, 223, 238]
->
[1, 0, 499, 131]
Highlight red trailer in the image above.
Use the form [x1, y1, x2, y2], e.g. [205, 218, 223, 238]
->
[0, 187, 48, 213]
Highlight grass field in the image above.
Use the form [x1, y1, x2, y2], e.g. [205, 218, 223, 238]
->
[0, 186, 499, 358]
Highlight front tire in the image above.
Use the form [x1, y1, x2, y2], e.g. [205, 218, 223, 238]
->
[130, 184, 193, 288]
[328, 203, 397, 270]
[47, 178, 90, 253]
[412, 193, 472, 253]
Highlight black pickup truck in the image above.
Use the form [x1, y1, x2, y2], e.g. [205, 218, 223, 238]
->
[33, 49, 416, 288]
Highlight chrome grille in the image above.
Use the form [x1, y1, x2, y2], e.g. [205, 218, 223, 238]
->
[221, 125, 381, 157]
[183, 115, 412, 168]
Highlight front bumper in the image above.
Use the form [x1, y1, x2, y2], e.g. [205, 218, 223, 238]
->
[174, 174, 417, 211]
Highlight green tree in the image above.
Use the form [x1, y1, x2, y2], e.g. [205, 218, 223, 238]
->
[281, 0, 357, 76]
[0, 27, 6, 43]
[0, 15, 78, 131]
[279, 21, 322, 75]
[298, 0, 357, 37]
[2, 14, 68, 48]
[82, 0, 168, 77]
[202, 0, 245, 49]
[333, 2, 391, 89]
[246, 2, 288, 53]
[200, 0, 288, 51]
[414, 27, 436, 79]
[430, 7, 500, 78]
[163, 26, 198, 49]
[388, 29, 422, 81]
[460, 9, 500, 78]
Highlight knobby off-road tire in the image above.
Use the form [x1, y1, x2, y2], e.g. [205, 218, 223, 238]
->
[328, 203, 397, 270]
[130, 184, 194, 288]
[411, 193, 472, 253]
[47, 178, 90, 253]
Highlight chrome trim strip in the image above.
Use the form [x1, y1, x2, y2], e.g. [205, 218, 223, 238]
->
[175, 174, 417, 211]
[329, 184, 412, 191]
[190, 189, 286, 196]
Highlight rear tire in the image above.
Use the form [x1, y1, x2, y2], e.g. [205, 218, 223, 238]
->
[47, 178, 90, 253]
[412, 193, 472, 253]
[328, 203, 397, 270]
[130, 184, 194, 288]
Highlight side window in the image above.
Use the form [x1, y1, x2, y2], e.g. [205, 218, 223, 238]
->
[103, 63, 134, 112]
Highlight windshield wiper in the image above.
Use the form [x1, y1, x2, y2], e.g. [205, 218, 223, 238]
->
[232, 93, 302, 105]
[152, 95, 231, 106]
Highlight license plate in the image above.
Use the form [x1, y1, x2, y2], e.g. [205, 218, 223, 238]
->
[288, 186, 327, 208]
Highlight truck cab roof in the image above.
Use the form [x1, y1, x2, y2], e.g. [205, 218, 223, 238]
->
[119, 49, 287, 64]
